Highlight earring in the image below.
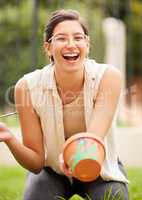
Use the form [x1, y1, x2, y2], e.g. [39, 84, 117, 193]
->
[46, 50, 53, 63]
[86, 50, 89, 59]
[49, 56, 52, 63]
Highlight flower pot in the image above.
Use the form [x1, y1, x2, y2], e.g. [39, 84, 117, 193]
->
[62, 132, 105, 182]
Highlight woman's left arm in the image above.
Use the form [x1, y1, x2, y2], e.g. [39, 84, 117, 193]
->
[87, 67, 122, 139]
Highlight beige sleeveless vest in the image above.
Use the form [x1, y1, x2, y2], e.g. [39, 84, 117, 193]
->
[23, 59, 128, 183]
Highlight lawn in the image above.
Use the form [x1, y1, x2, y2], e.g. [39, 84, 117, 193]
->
[0, 166, 26, 200]
[0, 166, 142, 200]
[127, 167, 142, 200]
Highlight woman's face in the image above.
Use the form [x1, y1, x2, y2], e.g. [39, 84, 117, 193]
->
[45, 20, 89, 74]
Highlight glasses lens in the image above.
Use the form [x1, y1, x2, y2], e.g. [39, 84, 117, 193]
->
[49, 34, 87, 44]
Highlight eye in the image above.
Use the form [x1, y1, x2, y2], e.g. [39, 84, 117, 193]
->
[74, 35, 84, 41]
[55, 36, 67, 42]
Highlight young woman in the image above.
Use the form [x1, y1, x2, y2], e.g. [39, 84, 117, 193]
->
[0, 9, 129, 200]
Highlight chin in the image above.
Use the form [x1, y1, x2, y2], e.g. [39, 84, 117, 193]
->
[63, 60, 83, 73]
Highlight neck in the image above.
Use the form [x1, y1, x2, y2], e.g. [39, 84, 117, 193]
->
[54, 67, 85, 93]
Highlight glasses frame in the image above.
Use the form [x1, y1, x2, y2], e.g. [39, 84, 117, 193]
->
[48, 33, 89, 45]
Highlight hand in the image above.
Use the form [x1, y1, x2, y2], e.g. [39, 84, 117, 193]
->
[58, 153, 72, 177]
[0, 122, 13, 142]
[59, 153, 64, 172]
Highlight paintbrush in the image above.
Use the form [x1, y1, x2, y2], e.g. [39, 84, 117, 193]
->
[0, 111, 18, 118]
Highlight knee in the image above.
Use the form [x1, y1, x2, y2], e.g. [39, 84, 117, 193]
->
[23, 171, 48, 200]
[86, 181, 129, 200]
[105, 182, 129, 200]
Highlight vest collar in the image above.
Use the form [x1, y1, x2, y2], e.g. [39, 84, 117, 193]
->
[45, 59, 97, 90]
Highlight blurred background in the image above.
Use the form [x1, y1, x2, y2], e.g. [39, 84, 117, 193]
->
[0, 0, 142, 164]
[0, 1, 142, 199]
[0, 0, 142, 163]
[0, 0, 142, 125]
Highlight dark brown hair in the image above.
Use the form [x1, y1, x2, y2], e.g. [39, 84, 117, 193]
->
[44, 9, 89, 62]
[44, 9, 89, 42]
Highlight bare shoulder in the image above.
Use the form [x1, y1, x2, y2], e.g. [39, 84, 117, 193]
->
[101, 66, 121, 88]
[14, 77, 30, 100]
[97, 66, 122, 96]
[15, 77, 27, 91]
[14, 77, 30, 107]
[103, 65, 121, 81]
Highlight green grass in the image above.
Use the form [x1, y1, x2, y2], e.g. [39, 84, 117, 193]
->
[0, 113, 19, 128]
[127, 168, 142, 200]
[0, 166, 26, 200]
[0, 166, 141, 200]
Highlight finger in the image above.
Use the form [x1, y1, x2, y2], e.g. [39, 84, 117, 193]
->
[0, 122, 9, 131]
[59, 153, 64, 164]
[0, 132, 8, 141]
[0, 131, 12, 142]
[0, 122, 6, 127]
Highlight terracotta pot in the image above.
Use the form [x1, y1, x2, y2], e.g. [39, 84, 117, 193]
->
[62, 132, 105, 182]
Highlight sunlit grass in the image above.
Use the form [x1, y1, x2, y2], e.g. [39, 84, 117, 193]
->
[0, 166, 141, 200]
[0, 166, 26, 200]
[127, 167, 142, 200]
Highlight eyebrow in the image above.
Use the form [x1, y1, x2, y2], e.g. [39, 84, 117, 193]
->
[54, 32, 85, 36]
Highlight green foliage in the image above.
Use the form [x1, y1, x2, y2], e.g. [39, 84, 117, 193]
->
[0, 0, 105, 107]
[126, 0, 142, 76]
[0, 0, 142, 107]
[57, 194, 85, 200]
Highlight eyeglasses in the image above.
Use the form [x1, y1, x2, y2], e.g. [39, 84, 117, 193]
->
[48, 34, 88, 45]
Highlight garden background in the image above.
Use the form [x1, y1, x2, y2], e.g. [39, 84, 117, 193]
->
[0, 0, 142, 199]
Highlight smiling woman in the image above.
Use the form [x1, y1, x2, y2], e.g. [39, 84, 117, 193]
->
[0, 9, 129, 200]
[44, 22, 89, 77]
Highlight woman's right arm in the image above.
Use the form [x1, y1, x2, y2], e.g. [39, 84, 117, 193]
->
[0, 78, 45, 173]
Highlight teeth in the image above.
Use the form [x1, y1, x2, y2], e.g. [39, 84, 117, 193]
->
[63, 53, 79, 57]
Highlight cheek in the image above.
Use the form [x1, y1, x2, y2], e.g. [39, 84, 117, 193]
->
[50, 47, 60, 57]
[79, 42, 88, 50]
[51, 48, 63, 63]
[79, 44, 88, 55]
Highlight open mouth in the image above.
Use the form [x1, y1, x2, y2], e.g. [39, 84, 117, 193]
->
[62, 53, 80, 61]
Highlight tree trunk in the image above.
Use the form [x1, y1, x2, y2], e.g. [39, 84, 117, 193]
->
[31, 0, 39, 70]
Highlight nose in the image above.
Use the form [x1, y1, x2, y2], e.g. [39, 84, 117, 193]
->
[66, 37, 76, 47]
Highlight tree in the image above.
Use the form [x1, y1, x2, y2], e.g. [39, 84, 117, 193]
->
[31, 0, 39, 70]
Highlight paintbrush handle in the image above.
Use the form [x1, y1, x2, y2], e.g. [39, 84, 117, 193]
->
[0, 112, 18, 118]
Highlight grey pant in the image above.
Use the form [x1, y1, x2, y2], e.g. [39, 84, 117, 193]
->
[23, 161, 129, 200]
